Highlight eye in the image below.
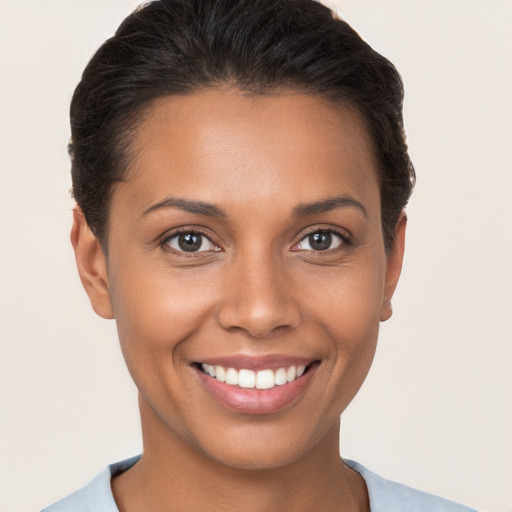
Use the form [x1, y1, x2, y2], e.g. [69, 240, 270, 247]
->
[295, 230, 345, 251]
[164, 231, 218, 253]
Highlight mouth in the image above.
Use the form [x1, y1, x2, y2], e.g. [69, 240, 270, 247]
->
[192, 358, 320, 414]
[196, 362, 315, 390]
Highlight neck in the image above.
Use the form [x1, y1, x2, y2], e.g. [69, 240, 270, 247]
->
[112, 398, 368, 512]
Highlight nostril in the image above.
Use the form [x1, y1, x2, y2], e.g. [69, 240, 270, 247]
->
[216, 300, 301, 338]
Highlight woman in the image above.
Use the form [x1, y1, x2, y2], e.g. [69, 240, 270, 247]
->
[42, 0, 477, 510]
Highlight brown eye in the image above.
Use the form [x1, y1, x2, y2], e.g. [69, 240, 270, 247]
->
[165, 232, 217, 253]
[309, 232, 332, 251]
[296, 230, 344, 251]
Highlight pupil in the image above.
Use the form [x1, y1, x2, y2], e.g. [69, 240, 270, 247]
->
[309, 232, 331, 251]
[178, 233, 202, 252]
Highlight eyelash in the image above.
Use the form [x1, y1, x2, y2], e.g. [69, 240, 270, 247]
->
[160, 226, 350, 254]
[161, 228, 220, 255]
[292, 227, 351, 253]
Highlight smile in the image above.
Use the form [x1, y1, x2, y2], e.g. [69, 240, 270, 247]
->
[200, 363, 307, 390]
[194, 358, 319, 414]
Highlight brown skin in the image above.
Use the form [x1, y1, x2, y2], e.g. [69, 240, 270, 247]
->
[71, 90, 406, 512]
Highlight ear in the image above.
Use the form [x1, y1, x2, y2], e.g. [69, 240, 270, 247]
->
[70, 206, 114, 319]
[380, 211, 407, 322]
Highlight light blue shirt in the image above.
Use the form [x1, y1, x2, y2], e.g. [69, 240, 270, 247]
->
[41, 456, 478, 511]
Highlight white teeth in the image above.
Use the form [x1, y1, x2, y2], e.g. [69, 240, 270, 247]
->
[239, 369, 256, 388]
[225, 367, 239, 386]
[202, 363, 216, 377]
[286, 366, 297, 382]
[256, 369, 275, 389]
[200, 363, 311, 388]
[275, 367, 288, 385]
[215, 365, 226, 382]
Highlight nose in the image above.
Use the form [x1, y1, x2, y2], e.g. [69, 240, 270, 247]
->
[216, 252, 301, 339]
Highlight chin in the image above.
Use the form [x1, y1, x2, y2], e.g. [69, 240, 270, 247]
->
[201, 440, 312, 472]
[186, 413, 341, 473]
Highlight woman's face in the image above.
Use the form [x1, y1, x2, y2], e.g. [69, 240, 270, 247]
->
[75, 90, 405, 469]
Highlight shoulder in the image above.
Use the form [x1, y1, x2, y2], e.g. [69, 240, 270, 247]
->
[345, 460, 479, 512]
[40, 456, 141, 512]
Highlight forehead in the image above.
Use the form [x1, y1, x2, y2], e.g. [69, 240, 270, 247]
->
[115, 90, 380, 218]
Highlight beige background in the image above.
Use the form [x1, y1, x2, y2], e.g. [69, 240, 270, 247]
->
[0, 1, 511, 511]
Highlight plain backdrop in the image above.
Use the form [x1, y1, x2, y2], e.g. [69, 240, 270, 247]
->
[0, 1, 511, 511]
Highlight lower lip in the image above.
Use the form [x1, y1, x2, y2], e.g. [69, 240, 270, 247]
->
[194, 364, 318, 414]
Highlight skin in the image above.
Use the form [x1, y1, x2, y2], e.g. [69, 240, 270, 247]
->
[71, 90, 406, 512]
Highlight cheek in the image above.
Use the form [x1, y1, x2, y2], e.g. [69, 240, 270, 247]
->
[107, 263, 220, 433]
[301, 257, 385, 339]
[298, 257, 384, 402]
[109, 261, 220, 360]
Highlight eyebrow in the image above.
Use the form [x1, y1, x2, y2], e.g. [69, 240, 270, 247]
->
[293, 195, 368, 219]
[140, 194, 367, 220]
[140, 197, 227, 219]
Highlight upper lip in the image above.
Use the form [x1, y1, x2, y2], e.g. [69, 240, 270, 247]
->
[193, 354, 317, 371]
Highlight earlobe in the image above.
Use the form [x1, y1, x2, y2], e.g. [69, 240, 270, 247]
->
[380, 211, 407, 322]
[70, 207, 114, 319]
